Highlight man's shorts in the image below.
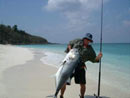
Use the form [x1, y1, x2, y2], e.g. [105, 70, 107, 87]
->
[67, 61, 86, 85]
[74, 66, 86, 84]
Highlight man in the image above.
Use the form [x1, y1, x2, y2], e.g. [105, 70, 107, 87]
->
[60, 33, 103, 98]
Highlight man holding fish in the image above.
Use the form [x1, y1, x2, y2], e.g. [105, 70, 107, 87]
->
[60, 33, 103, 98]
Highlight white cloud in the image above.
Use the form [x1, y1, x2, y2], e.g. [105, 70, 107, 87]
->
[46, 0, 81, 11]
[123, 20, 130, 26]
[45, 0, 110, 33]
[45, 0, 109, 11]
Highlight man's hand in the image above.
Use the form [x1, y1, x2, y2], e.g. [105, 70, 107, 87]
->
[96, 52, 103, 62]
[68, 45, 72, 50]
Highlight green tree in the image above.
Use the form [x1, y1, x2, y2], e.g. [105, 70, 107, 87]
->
[12, 25, 18, 31]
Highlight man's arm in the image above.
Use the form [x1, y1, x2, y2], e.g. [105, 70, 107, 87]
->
[95, 52, 103, 62]
[88, 46, 103, 63]
[65, 39, 81, 53]
[65, 44, 72, 53]
[68, 45, 72, 50]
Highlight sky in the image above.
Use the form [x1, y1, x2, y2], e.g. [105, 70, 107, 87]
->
[0, 0, 130, 43]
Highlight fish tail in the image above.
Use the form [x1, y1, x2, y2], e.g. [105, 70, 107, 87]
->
[53, 95, 57, 98]
[46, 95, 56, 98]
[54, 91, 58, 97]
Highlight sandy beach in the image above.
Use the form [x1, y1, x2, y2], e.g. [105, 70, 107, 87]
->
[0, 45, 130, 98]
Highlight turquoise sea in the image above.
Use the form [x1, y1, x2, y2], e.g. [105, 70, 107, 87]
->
[19, 43, 130, 93]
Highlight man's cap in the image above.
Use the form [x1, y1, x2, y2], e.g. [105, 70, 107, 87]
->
[83, 33, 93, 42]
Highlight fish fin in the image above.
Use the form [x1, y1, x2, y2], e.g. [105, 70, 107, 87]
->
[54, 75, 57, 89]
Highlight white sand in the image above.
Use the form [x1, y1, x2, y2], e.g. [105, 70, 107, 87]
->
[0, 45, 130, 98]
[0, 45, 34, 97]
[0, 45, 34, 68]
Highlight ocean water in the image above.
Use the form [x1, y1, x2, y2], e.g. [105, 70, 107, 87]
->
[18, 43, 130, 93]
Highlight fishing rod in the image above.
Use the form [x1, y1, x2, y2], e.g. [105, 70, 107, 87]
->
[94, 0, 104, 98]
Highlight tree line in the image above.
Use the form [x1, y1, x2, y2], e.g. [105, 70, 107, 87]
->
[0, 24, 49, 44]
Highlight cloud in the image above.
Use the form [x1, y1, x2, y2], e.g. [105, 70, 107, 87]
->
[45, 0, 109, 11]
[45, 0, 110, 32]
[45, 0, 82, 11]
[43, 0, 111, 43]
[123, 20, 130, 26]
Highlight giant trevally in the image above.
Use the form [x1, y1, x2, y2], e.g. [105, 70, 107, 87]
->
[53, 48, 80, 98]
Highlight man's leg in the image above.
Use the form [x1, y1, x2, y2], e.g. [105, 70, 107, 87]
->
[60, 84, 66, 98]
[80, 84, 86, 98]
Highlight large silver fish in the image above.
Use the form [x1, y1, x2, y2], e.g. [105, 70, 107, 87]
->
[54, 48, 80, 98]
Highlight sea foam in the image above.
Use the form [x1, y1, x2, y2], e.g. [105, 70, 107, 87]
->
[40, 51, 65, 68]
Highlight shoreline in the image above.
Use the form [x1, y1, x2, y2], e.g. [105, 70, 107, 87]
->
[0, 45, 130, 98]
[0, 44, 35, 97]
[0, 45, 57, 98]
[0, 44, 34, 67]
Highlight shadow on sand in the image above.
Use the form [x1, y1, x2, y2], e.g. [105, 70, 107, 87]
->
[84, 95, 110, 98]
[46, 95, 110, 98]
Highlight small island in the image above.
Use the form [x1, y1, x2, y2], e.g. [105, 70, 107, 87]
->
[0, 24, 49, 45]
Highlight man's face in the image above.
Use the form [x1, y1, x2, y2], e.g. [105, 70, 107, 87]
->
[83, 38, 91, 46]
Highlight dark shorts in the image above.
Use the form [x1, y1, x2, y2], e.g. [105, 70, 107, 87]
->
[70, 62, 86, 84]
